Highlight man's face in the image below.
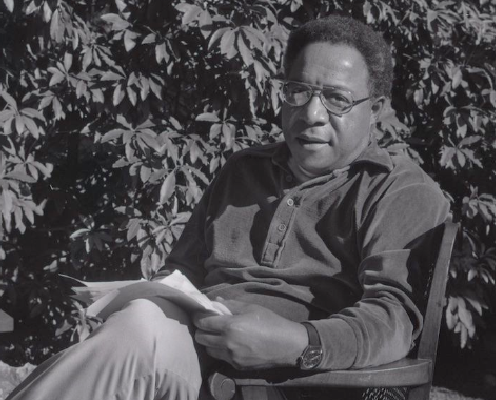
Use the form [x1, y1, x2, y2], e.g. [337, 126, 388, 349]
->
[282, 42, 384, 181]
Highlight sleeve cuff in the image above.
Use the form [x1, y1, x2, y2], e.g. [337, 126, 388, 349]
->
[310, 318, 358, 370]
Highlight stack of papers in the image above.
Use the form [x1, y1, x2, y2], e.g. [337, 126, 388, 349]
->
[61, 270, 231, 319]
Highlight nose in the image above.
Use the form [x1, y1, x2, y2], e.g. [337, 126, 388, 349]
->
[300, 92, 329, 125]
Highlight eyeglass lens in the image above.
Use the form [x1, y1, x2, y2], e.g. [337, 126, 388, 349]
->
[283, 82, 354, 113]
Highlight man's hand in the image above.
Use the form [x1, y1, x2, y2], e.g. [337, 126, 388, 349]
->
[193, 300, 308, 370]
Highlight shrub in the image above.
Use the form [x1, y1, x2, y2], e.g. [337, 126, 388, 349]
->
[0, 0, 495, 364]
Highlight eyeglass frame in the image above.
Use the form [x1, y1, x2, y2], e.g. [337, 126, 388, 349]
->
[279, 80, 370, 116]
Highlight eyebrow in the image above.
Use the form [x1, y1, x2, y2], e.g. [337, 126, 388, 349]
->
[287, 80, 353, 94]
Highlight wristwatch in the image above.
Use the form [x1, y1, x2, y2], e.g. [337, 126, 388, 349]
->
[296, 322, 323, 370]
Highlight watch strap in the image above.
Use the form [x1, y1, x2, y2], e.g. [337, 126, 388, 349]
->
[297, 322, 323, 369]
[301, 322, 321, 346]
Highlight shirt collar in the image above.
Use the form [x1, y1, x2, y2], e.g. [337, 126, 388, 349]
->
[350, 140, 393, 172]
[272, 139, 393, 178]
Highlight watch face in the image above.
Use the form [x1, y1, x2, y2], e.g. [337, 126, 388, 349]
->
[300, 346, 323, 369]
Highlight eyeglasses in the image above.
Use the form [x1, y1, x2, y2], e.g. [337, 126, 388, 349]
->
[281, 80, 369, 116]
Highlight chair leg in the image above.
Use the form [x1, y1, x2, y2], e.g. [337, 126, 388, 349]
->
[406, 384, 431, 400]
[241, 386, 270, 400]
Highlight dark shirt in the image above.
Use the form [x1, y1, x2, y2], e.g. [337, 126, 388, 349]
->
[155, 141, 450, 370]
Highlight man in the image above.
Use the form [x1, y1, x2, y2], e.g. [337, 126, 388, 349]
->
[7, 15, 449, 400]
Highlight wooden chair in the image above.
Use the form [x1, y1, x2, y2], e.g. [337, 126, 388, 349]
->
[209, 221, 459, 400]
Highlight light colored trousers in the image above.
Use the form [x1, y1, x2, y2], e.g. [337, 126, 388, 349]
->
[6, 298, 285, 400]
[6, 298, 206, 400]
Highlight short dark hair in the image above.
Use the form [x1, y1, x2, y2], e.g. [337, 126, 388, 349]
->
[283, 16, 393, 99]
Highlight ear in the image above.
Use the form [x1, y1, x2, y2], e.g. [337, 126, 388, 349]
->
[369, 96, 386, 125]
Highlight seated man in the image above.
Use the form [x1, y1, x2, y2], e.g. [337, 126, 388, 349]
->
[7, 15, 449, 400]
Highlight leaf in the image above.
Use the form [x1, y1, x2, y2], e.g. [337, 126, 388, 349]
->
[246, 25, 267, 45]
[179, 4, 203, 25]
[222, 123, 234, 149]
[208, 27, 230, 49]
[49, 71, 65, 86]
[209, 123, 222, 139]
[220, 28, 236, 57]
[43, 2, 52, 22]
[113, 85, 125, 106]
[138, 131, 158, 149]
[26, 1, 37, 14]
[456, 122, 467, 138]
[52, 97, 65, 120]
[101, 71, 124, 81]
[413, 88, 424, 106]
[439, 146, 455, 168]
[2, 117, 13, 135]
[124, 30, 137, 52]
[15, 116, 25, 134]
[149, 79, 162, 99]
[452, 68, 463, 89]
[91, 89, 104, 103]
[186, 142, 198, 164]
[142, 33, 156, 44]
[199, 10, 213, 39]
[76, 80, 87, 99]
[3, 0, 14, 12]
[126, 219, 141, 241]
[238, 34, 253, 66]
[160, 171, 176, 204]
[82, 49, 93, 70]
[64, 52, 73, 71]
[196, 112, 219, 122]
[101, 13, 130, 30]
[155, 43, 169, 64]
[457, 298, 474, 331]
[101, 129, 125, 143]
[50, 9, 63, 43]
[21, 107, 45, 121]
[0, 109, 14, 122]
[139, 78, 150, 101]
[458, 136, 482, 147]
[140, 166, 151, 183]
[0, 89, 17, 110]
[6, 171, 36, 183]
[23, 117, 39, 138]
[456, 150, 466, 168]
[253, 60, 269, 83]
[127, 86, 137, 106]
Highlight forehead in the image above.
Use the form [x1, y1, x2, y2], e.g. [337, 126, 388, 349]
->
[287, 42, 369, 94]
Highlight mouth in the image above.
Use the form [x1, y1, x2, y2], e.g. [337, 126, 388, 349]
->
[296, 137, 329, 148]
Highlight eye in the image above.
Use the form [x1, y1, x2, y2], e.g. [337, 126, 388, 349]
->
[325, 91, 351, 106]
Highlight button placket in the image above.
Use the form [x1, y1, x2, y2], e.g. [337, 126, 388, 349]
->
[261, 183, 304, 266]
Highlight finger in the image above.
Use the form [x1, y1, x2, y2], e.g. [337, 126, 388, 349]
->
[192, 313, 230, 332]
[211, 301, 232, 316]
[194, 329, 224, 348]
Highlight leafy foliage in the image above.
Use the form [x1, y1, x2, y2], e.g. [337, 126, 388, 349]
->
[0, 0, 495, 364]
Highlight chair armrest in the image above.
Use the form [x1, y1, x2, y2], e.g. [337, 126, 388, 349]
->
[209, 358, 432, 400]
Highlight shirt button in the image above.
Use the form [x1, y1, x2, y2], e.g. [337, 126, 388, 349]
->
[286, 175, 293, 183]
[287, 198, 294, 207]
[278, 223, 286, 232]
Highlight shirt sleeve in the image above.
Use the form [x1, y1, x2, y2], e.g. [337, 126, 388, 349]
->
[311, 181, 450, 370]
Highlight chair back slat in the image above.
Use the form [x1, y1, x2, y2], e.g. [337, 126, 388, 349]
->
[417, 222, 458, 362]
